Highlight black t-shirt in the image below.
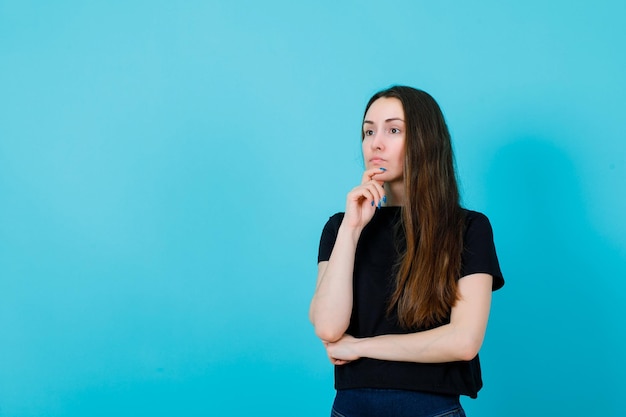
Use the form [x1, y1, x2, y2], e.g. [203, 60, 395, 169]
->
[317, 207, 504, 398]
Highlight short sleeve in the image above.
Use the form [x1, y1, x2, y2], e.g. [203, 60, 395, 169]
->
[460, 211, 505, 291]
[317, 213, 344, 263]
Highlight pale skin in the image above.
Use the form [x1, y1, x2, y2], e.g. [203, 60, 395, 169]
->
[309, 97, 494, 366]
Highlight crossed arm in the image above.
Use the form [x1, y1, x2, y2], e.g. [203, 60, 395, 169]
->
[310, 250, 493, 365]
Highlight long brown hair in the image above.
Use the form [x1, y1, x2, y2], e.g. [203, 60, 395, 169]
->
[363, 86, 465, 329]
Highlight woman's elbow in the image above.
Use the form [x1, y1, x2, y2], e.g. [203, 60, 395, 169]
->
[312, 320, 347, 343]
[309, 307, 348, 342]
[455, 334, 484, 361]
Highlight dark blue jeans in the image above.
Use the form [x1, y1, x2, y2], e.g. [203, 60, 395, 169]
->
[331, 389, 466, 417]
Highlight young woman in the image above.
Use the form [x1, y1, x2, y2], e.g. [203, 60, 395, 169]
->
[309, 86, 504, 417]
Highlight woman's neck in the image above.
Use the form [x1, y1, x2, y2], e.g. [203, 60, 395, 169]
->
[384, 181, 405, 206]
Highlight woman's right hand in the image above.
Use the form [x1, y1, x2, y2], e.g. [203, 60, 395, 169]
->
[310, 169, 385, 342]
[342, 167, 387, 230]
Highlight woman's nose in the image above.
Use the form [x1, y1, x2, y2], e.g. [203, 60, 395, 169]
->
[370, 132, 384, 150]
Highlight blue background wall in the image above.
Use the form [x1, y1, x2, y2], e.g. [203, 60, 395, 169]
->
[1, 1, 624, 416]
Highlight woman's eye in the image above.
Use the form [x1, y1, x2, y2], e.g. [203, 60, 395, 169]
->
[390, 128, 401, 134]
[364, 129, 374, 136]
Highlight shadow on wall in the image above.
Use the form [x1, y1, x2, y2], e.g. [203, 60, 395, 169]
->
[484, 138, 624, 415]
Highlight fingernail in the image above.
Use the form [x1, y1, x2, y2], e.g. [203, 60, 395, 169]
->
[382, 196, 387, 203]
[371, 201, 375, 206]
[377, 201, 382, 209]
[380, 167, 387, 171]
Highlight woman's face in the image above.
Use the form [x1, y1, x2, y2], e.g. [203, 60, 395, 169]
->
[362, 97, 406, 184]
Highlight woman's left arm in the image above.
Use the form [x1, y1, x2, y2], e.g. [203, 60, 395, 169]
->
[325, 273, 493, 364]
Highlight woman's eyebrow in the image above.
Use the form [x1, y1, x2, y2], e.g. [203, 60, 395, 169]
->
[363, 118, 405, 124]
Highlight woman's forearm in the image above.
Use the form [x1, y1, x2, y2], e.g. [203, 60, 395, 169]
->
[355, 323, 483, 363]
